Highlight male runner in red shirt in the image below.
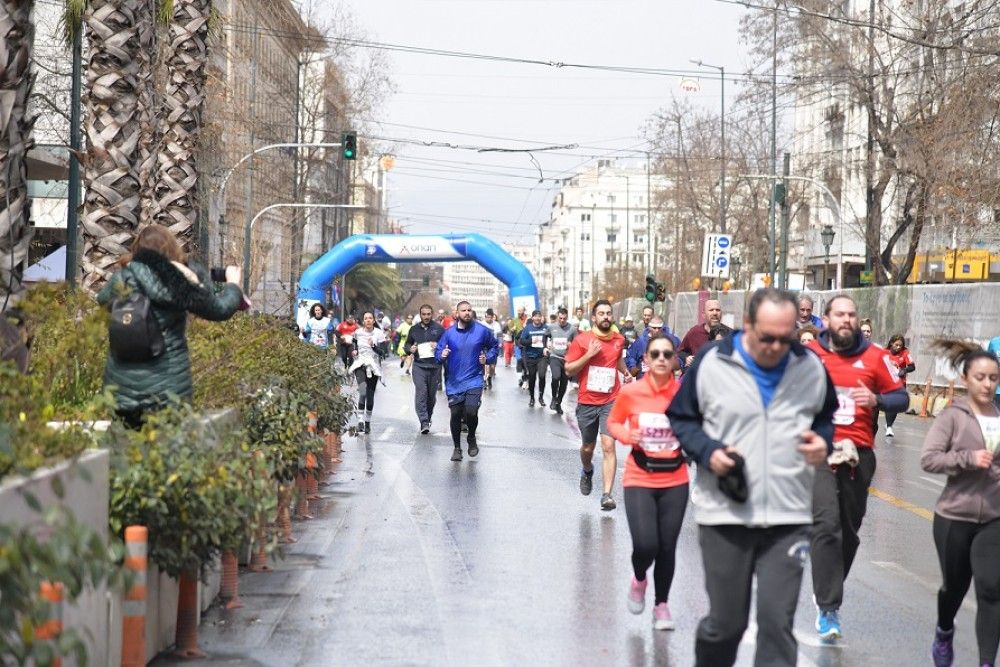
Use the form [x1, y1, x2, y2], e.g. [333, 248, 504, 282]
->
[806, 294, 909, 642]
[565, 299, 629, 511]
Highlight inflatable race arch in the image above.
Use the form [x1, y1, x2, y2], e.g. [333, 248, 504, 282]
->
[296, 233, 539, 321]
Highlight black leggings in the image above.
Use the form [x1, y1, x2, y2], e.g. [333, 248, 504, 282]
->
[450, 402, 480, 446]
[354, 368, 378, 413]
[525, 357, 547, 399]
[933, 513, 1000, 665]
[885, 410, 900, 427]
[623, 484, 689, 604]
[550, 358, 568, 404]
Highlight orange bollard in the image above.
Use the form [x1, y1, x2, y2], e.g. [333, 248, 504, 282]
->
[37, 581, 64, 667]
[249, 521, 272, 572]
[174, 572, 204, 658]
[220, 551, 243, 609]
[305, 452, 320, 500]
[295, 473, 312, 519]
[121, 526, 148, 667]
[945, 379, 955, 407]
[919, 379, 932, 418]
[278, 485, 296, 542]
[307, 411, 318, 434]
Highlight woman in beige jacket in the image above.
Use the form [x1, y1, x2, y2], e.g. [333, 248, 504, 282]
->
[920, 340, 1000, 667]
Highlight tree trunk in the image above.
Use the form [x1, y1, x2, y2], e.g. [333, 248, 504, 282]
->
[154, 0, 211, 252]
[0, 1, 34, 310]
[80, 0, 156, 291]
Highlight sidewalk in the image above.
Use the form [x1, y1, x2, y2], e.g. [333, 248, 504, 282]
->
[151, 429, 376, 666]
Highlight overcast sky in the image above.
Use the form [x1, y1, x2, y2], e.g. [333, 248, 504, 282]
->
[328, 1, 750, 245]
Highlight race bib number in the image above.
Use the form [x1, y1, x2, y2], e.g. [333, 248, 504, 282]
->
[342, 334, 353, 344]
[417, 342, 436, 359]
[641, 361, 650, 374]
[586, 366, 616, 393]
[553, 337, 568, 351]
[503, 334, 513, 342]
[833, 386, 857, 425]
[638, 412, 679, 453]
[531, 334, 544, 348]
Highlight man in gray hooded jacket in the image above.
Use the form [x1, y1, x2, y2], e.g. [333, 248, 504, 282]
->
[668, 288, 837, 667]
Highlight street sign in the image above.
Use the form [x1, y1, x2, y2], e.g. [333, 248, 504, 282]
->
[701, 233, 733, 279]
[859, 270, 874, 285]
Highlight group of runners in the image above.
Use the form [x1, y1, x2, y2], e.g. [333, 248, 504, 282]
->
[302, 288, 999, 667]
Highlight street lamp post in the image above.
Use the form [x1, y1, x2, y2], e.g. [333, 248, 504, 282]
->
[216, 142, 342, 265]
[243, 202, 365, 293]
[691, 59, 726, 234]
[821, 224, 835, 290]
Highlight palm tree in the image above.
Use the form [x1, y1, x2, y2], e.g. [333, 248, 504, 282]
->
[345, 264, 404, 315]
[78, 0, 157, 290]
[153, 0, 210, 251]
[0, 1, 35, 310]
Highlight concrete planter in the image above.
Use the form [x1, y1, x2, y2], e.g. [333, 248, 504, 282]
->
[0, 449, 111, 666]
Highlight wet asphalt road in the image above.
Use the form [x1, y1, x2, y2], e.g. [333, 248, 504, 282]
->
[159, 362, 976, 667]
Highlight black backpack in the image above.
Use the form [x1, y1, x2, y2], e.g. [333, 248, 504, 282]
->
[109, 289, 165, 363]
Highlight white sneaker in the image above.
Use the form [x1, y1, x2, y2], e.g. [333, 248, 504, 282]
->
[886, 426, 895, 438]
[653, 602, 675, 630]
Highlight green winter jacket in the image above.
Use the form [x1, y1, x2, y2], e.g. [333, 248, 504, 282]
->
[96, 249, 242, 414]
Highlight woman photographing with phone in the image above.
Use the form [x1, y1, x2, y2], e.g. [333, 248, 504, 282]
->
[607, 332, 688, 630]
[350, 311, 387, 434]
[921, 339, 1000, 667]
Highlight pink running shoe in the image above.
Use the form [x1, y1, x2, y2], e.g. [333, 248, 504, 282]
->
[653, 602, 675, 630]
[627, 576, 647, 614]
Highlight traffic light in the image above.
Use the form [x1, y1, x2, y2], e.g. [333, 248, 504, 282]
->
[655, 282, 666, 302]
[342, 131, 357, 160]
[644, 274, 656, 302]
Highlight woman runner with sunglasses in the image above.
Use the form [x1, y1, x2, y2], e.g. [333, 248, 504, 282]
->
[607, 332, 688, 630]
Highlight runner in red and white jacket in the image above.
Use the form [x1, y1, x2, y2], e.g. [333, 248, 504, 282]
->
[884, 334, 916, 438]
[805, 295, 909, 642]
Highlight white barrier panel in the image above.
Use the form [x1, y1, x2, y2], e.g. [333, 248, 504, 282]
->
[671, 284, 1000, 387]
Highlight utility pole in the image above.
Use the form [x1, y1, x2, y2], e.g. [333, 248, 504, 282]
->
[646, 152, 652, 275]
[865, 0, 877, 274]
[767, 5, 778, 281]
[778, 152, 791, 289]
[65, 27, 82, 287]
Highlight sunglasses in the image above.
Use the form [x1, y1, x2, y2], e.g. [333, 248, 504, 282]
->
[757, 333, 797, 345]
[648, 349, 675, 360]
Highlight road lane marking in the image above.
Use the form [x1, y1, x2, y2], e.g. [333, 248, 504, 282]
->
[919, 475, 945, 487]
[869, 486, 933, 521]
[378, 427, 395, 442]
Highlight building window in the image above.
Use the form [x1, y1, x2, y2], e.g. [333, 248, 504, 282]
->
[633, 234, 645, 244]
[606, 250, 614, 262]
[580, 232, 590, 241]
[607, 233, 617, 243]
[581, 213, 591, 222]
[609, 213, 617, 223]
[635, 214, 646, 224]
[607, 194, 616, 204]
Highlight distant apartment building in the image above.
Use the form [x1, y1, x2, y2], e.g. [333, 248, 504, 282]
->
[442, 262, 502, 316]
[534, 161, 668, 312]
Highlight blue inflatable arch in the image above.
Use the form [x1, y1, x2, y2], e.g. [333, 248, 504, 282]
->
[297, 233, 539, 320]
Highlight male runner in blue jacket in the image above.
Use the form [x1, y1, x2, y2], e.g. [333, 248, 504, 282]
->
[436, 301, 500, 461]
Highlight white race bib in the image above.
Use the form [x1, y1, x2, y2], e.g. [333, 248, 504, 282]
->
[638, 412, 679, 453]
[553, 337, 568, 351]
[342, 334, 353, 344]
[417, 342, 436, 359]
[977, 415, 1000, 454]
[833, 386, 856, 425]
[531, 334, 544, 348]
[586, 366, 616, 393]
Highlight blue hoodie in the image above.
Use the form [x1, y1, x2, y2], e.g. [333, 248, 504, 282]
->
[626, 327, 681, 378]
[435, 321, 500, 395]
[518, 321, 550, 360]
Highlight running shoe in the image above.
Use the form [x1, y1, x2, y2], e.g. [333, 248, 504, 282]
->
[653, 603, 675, 630]
[886, 426, 895, 438]
[529, 398, 535, 407]
[931, 626, 954, 667]
[554, 403, 563, 415]
[468, 437, 479, 458]
[627, 576, 647, 614]
[450, 447, 463, 462]
[538, 397, 546, 407]
[816, 609, 842, 641]
[420, 422, 430, 435]
[580, 469, 594, 495]
[364, 421, 371, 434]
[601, 493, 617, 511]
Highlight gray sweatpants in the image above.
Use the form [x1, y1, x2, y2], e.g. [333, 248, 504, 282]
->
[412, 364, 440, 424]
[695, 524, 810, 667]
